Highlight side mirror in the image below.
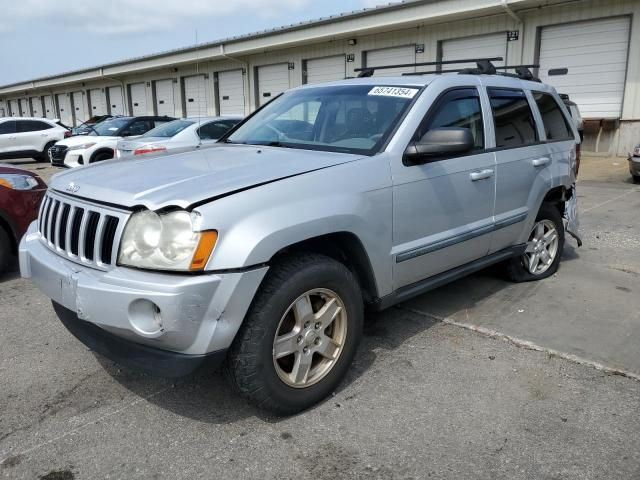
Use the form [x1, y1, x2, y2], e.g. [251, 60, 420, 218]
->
[404, 127, 475, 162]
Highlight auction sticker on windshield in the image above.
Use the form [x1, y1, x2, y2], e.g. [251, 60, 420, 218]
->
[368, 86, 419, 98]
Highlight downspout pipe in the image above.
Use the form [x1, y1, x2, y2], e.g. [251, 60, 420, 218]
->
[501, 0, 523, 24]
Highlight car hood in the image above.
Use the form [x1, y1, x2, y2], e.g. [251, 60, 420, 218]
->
[50, 144, 363, 210]
[57, 135, 120, 147]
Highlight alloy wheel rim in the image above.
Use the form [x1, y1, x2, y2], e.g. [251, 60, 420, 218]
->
[523, 219, 559, 275]
[272, 288, 348, 389]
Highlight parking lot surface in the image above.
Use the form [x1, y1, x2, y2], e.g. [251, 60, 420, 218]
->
[1, 156, 639, 479]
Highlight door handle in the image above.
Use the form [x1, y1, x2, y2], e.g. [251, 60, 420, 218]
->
[532, 157, 551, 167]
[470, 169, 494, 181]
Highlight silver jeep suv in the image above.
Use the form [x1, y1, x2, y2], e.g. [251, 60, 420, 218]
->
[20, 71, 580, 414]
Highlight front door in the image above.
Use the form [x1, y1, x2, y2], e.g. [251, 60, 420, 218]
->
[392, 87, 496, 288]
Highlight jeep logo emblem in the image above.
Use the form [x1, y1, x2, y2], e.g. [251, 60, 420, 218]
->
[66, 182, 80, 193]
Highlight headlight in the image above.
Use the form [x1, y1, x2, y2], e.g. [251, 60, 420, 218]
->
[68, 142, 97, 151]
[118, 210, 217, 271]
[0, 173, 40, 190]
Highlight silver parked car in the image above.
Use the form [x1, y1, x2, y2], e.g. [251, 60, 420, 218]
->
[116, 116, 242, 159]
[628, 144, 640, 183]
[20, 68, 580, 414]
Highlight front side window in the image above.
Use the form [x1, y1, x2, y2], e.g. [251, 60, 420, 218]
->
[226, 84, 420, 155]
[533, 92, 573, 141]
[488, 88, 538, 148]
[414, 87, 484, 150]
[143, 119, 194, 138]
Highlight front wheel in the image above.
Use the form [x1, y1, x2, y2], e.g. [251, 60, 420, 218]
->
[225, 254, 363, 415]
[505, 204, 565, 282]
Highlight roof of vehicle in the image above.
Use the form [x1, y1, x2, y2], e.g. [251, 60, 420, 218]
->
[0, 116, 62, 123]
[183, 116, 243, 122]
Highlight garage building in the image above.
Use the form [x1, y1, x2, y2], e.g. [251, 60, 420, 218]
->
[0, 0, 638, 155]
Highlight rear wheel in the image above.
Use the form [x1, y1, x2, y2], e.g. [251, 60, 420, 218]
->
[34, 141, 56, 163]
[225, 253, 363, 415]
[505, 204, 564, 283]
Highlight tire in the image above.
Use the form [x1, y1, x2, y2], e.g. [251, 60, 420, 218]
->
[0, 227, 12, 274]
[224, 253, 364, 415]
[632, 174, 640, 184]
[34, 141, 56, 163]
[90, 150, 113, 163]
[505, 203, 565, 283]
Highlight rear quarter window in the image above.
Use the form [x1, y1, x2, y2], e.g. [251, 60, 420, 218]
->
[532, 92, 574, 141]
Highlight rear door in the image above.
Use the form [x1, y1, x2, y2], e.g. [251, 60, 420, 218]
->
[15, 120, 52, 152]
[487, 87, 549, 253]
[392, 87, 496, 287]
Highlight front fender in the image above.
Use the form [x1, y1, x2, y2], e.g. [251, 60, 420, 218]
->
[195, 156, 394, 296]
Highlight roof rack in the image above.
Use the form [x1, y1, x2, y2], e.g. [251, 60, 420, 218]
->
[356, 58, 568, 82]
[354, 57, 504, 77]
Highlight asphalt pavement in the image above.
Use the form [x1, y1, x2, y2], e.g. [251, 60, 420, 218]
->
[0, 156, 638, 480]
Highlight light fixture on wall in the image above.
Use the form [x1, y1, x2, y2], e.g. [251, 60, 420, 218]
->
[347, 38, 357, 46]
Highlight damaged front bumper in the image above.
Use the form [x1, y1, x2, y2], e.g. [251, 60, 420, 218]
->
[19, 221, 268, 377]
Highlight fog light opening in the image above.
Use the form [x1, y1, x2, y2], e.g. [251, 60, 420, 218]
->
[128, 299, 164, 337]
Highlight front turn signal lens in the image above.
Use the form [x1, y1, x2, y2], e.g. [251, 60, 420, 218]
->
[190, 231, 218, 271]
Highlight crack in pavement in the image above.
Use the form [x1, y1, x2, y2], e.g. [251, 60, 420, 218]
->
[397, 305, 640, 383]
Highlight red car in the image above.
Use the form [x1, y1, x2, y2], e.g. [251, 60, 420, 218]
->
[0, 164, 47, 272]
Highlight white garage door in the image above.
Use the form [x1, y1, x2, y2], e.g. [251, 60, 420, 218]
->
[305, 55, 346, 84]
[155, 79, 175, 117]
[257, 64, 290, 107]
[441, 33, 507, 71]
[217, 70, 245, 116]
[30, 97, 42, 117]
[107, 86, 124, 116]
[366, 45, 416, 76]
[72, 91, 86, 125]
[89, 89, 107, 116]
[19, 98, 29, 116]
[184, 75, 208, 117]
[539, 17, 630, 119]
[43, 96, 55, 119]
[57, 94, 73, 125]
[129, 83, 147, 116]
[9, 100, 18, 117]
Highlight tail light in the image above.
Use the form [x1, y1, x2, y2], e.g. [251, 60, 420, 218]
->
[64, 131, 72, 138]
[134, 146, 167, 156]
[575, 143, 581, 177]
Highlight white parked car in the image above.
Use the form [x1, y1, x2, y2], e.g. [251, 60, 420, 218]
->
[116, 116, 242, 159]
[49, 115, 174, 168]
[0, 117, 70, 162]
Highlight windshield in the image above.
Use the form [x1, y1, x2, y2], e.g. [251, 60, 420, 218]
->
[226, 84, 420, 155]
[91, 118, 130, 136]
[142, 119, 195, 138]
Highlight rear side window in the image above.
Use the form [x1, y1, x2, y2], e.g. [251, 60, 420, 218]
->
[198, 120, 240, 140]
[0, 120, 16, 134]
[532, 92, 573, 141]
[17, 120, 53, 132]
[414, 87, 485, 150]
[488, 88, 538, 148]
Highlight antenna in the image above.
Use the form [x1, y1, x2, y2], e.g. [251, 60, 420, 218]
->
[195, 29, 202, 147]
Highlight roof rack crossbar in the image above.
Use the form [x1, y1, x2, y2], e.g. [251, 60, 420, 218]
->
[355, 57, 503, 77]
